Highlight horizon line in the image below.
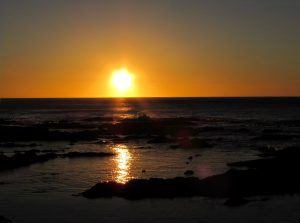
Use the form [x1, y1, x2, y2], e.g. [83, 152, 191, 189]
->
[1, 96, 300, 100]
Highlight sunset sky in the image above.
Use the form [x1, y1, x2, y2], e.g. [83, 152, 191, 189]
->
[1, 0, 299, 98]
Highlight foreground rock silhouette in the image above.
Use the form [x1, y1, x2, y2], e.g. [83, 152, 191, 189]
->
[0, 215, 13, 223]
[82, 146, 300, 203]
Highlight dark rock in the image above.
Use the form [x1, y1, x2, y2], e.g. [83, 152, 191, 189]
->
[252, 134, 294, 141]
[184, 170, 194, 176]
[81, 146, 300, 201]
[147, 135, 173, 144]
[0, 125, 104, 142]
[82, 177, 203, 199]
[82, 117, 114, 122]
[107, 116, 198, 137]
[134, 146, 152, 150]
[0, 151, 58, 172]
[0, 142, 41, 148]
[197, 126, 225, 132]
[0, 216, 13, 223]
[40, 149, 66, 153]
[142, 170, 146, 173]
[14, 149, 41, 154]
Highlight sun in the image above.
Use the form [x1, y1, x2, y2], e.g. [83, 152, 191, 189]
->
[111, 68, 133, 92]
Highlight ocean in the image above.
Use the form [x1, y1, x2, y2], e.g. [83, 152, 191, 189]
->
[0, 98, 300, 223]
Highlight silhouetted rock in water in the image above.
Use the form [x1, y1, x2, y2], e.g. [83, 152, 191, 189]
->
[195, 154, 201, 157]
[0, 150, 114, 172]
[0, 124, 104, 142]
[38, 119, 98, 130]
[0, 142, 41, 148]
[171, 138, 213, 149]
[14, 149, 41, 153]
[82, 177, 203, 199]
[184, 170, 194, 176]
[228, 146, 300, 169]
[60, 152, 114, 159]
[14, 148, 67, 154]
[107, 116, 198, 137]
[252, 134, 295, 141]
[255, 146, 276, 157]
[0, 116, 200, 142]
[188, 156, 193, 160]
[134, 146, 152, 150]
[0, 182, 6, 185]
[142, 170, 146, 173]
[224, 197, 250, 207]
[147, 135, 173, 144]
[82, 116, 114, 122]
[0, 151, 58, 171]
[0, 215, 13, 223]
[40, 149, 66, 153]
[197, 126, 225, 132]
[82, 146, 300, 201]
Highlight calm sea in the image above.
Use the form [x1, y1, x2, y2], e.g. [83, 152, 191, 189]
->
[0, 98, 300, 223]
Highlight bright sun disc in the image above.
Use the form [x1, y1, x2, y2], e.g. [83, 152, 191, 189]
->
[111, 68, 133, 92]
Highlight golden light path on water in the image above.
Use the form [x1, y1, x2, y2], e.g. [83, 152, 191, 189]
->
[113, 145, 132, 184]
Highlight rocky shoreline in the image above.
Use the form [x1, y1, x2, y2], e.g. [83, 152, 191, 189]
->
[81, 146, 300, 206]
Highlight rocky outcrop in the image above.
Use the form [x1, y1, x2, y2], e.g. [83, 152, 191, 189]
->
[82, 146, 300, 204]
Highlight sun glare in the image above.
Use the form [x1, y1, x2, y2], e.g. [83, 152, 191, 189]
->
[111, 68, 133, 93]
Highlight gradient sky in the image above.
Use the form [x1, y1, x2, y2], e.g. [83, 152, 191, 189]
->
[1, 0, 299, 97]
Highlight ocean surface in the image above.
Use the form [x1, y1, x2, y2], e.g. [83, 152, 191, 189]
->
[0, 98, 300, 223]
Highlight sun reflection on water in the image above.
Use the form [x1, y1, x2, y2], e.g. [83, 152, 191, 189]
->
[113, 145, 132, 184]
